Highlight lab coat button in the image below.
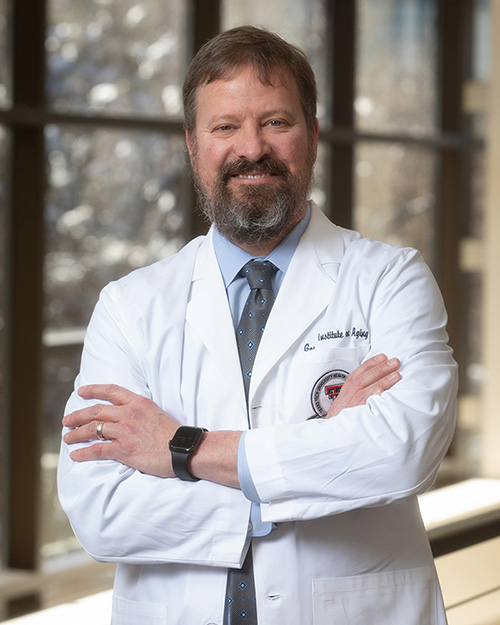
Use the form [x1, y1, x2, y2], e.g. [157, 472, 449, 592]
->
[248, 522, 253, 532]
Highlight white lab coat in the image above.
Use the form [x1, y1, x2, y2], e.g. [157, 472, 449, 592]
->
[58, 205, 457, 625]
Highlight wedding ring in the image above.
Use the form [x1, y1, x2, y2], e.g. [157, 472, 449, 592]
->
[96, 420, 106, 440]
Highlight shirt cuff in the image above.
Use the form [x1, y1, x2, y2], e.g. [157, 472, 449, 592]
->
[238, 431, 263, 503]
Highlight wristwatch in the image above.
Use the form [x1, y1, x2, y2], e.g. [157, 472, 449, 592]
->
[169, 426, 207, 482]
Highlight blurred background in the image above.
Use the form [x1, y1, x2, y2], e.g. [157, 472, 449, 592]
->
[1, 0, 500, 623]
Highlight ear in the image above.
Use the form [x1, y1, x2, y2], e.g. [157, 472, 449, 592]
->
[311, 118, 319, 160]
[185, 131, 195, 159]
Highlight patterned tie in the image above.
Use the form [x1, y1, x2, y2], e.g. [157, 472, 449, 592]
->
[236, 260, 278, 399]
[224, 259, 278, 625]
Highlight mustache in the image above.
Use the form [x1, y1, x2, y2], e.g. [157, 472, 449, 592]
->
[219, 157, 291, 183]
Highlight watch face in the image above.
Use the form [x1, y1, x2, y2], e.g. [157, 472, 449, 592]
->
[169, 426, 204, 453]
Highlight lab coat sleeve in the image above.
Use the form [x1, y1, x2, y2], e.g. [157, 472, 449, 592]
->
[57, 281, 250, 568]
[244, 246, 458, 523]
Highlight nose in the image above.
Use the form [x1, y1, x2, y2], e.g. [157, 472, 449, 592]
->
[234, 124, 271, 162]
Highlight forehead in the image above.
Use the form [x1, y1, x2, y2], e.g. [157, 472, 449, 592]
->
[195, 65, 303, 119]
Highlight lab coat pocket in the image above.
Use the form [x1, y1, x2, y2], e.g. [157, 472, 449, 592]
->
[312, 565, 440, 625]
[292, 345, 369, 419]
[111, 595, 168, 625]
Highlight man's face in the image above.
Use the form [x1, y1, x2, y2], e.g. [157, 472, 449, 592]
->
[186, 65, 318, 250]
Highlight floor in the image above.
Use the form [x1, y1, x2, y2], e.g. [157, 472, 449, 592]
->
[5, 591, 112, 625]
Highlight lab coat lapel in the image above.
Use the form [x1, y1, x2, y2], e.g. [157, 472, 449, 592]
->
[185, 233, 247, 412]
[250, 207, 345, 398]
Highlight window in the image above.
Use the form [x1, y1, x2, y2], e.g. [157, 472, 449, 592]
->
[46, 0, 188, 119]
[355, 0, 439, 269]
[42, 125, 189, 558]
[1, 1, 196, 615]
[356, 0, 438, 136]
[40, 0, 191, 562]
[0, 0, 496, 616]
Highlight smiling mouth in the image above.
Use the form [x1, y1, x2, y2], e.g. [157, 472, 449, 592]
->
[220, 157, 289, 185]
[232, 172, 278, 180]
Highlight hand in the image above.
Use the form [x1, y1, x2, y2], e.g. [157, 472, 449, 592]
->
[326, 354, 401, 418]
[62, 384, 181, 477]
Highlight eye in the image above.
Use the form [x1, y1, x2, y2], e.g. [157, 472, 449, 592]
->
[267, 119, 287, 128]
[214, 124, 234, 132]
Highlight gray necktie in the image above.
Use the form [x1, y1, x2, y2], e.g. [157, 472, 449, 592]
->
[236, 260, 278, 399]
[224, 259, 278, 625]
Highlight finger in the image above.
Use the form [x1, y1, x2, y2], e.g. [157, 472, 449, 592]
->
[62, 403, 123, 428]
[78, 383, 136, 405]
[351, 353, 389, 375]
[63, 419, 117, 445]
[357, 370, 402, 402]
[70, 442, 117, 463]
[327, 368, 402, 418]
[361, 353, 388, 368]
[342, 370, 401, 410]
[349, 356, 400, 389]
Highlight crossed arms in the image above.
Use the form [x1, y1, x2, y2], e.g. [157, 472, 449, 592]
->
[62, 354, 401, 488]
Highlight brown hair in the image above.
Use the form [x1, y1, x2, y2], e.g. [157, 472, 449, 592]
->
[182, 25, 317, 135]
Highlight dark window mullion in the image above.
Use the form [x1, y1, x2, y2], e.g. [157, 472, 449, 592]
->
[329, 0, 356, 229]
[436, 0, 471, 360]
[185, 0, 222, 239]
[7, 1, 46, 614]
[193, 0, 220, 55]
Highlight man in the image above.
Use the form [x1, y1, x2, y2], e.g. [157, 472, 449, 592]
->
[58, 26, 457, 625]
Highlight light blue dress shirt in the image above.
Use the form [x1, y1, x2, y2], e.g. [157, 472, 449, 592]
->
[212, 203, 311, 536]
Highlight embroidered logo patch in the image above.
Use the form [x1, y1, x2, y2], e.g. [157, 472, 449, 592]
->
[311, 370, 348, 417]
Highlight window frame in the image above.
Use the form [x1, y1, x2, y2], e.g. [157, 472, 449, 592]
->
[0, 0, 218, 617]
[0, 0, 491, 617]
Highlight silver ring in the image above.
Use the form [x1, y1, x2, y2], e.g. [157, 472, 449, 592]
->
[96, 421, 106, 440]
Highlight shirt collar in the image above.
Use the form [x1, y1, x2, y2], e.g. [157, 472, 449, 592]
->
[213, 203, 311, 289]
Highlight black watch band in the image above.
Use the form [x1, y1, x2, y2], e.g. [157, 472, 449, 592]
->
[169, 426, 207, 482]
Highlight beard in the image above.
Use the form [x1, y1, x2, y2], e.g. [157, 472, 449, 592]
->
[191, 147, 315, 247]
